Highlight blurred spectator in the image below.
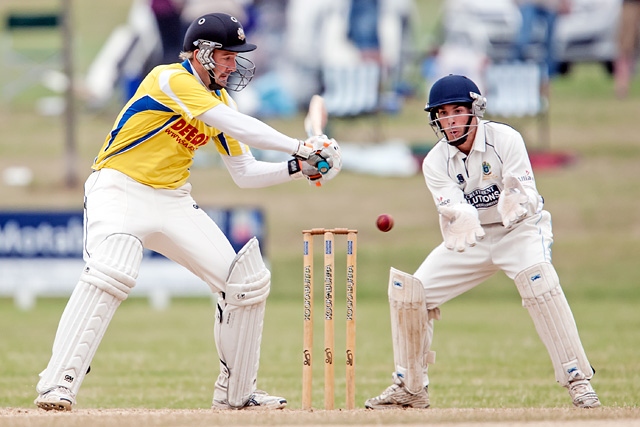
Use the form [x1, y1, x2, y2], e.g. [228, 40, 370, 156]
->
[614, 0, 640, 98]
[150, 0, 185, 65]
[347, 0, 382, 63]
[233, 0, 296, 118]
[512, 0, 571, 78]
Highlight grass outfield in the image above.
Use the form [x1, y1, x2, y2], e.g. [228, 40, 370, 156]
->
[1, 294, 640, 409]
[1, 294, 640, 425]
[1, 0, 640, 424]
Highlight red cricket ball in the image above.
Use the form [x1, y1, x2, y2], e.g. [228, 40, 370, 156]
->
[376, 214, 394, 232]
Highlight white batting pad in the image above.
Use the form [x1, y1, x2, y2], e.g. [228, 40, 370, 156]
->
[37, 234, 142, 395]
[214, 237, 271, 408]
[388, 268, 429, 394]
[515, 263, 593, 386]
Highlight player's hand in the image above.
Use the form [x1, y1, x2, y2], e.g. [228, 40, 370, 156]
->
[438, 204, 485, 252]
[300, 160, 323, 182]
[293, 136, 330, 160]
[293, 137, 330, 174]
[293, 139, 315, 160]
[497, 176, 529, 229]
[314, 137, 341, 181]
[288, 147, 340, 186]
[294, 136, 341, 177]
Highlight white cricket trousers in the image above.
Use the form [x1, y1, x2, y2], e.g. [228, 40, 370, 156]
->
[84, 168, 236, 294]
[414, 211, 554, 309]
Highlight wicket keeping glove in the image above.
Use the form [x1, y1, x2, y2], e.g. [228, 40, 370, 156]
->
[439, 204, 485, 252]
[497, 176, 530, 229]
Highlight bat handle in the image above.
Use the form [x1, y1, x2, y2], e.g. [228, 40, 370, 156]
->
[317, 160, 330, 174]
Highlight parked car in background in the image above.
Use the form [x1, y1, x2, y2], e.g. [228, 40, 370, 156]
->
[555, 0, 621, 74]
[441, 0, 621, 75]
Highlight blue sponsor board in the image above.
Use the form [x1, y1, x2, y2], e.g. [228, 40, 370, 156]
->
[0, 208, 265, 259]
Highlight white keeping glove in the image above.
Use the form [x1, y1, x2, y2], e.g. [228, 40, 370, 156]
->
[497, 176, 529, 228]
[438, 204, 485, 252]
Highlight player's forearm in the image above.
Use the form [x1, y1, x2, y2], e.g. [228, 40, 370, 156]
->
[221, 154, 292, 188]
[198, 104, 300, 154]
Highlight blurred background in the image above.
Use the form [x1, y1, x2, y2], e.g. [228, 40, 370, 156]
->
[1, 0, 636, 306]
[1, 0, 640, 412]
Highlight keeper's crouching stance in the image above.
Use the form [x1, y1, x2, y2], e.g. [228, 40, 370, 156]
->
[365, 74, 599, 409]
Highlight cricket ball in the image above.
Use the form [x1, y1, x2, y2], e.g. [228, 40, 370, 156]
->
[376, 214, 394, 232]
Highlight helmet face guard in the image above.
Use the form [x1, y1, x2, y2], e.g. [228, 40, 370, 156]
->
[425, 75, 487, 146]
[184, 13, 257, 91]
[428, 109, 477, 147]
[194, 39, 255, 91]
[225, 55, 255, 92]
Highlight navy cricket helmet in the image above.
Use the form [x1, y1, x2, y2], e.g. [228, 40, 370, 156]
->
[183, 13, 256, 92]
[183, 13, 256, 53]
[425, 75, 481, 113]
[424, 75, 487, 147]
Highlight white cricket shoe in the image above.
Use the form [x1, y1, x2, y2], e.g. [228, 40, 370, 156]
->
[212, 390, 287, 410]
[34, 386, 75, 411]
[365, 384, 430, 409]
[567, 370, 601, 408]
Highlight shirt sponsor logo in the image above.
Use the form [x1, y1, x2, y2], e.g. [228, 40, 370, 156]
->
[464, 184, 500, 209]
[519, 170, 534, 182]
[165, 118, 209, 151]
[436, 196, 451, 207]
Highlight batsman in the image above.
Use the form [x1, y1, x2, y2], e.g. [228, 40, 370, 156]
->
[34, 12, 340, 411]
[365, 74, 600, 409]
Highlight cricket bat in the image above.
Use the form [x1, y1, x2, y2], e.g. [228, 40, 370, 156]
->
[303, 95, 330, 174]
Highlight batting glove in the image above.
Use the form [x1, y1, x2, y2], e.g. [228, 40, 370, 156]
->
[293, 139, 314, 160]
[292, 136, 342, 183]
[315, 138, 341, 181]
[439, 204, 485, 252]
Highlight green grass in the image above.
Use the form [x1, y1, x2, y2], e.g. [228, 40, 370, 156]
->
[0, 291, 635, 410]
[2, 289, 639, 410]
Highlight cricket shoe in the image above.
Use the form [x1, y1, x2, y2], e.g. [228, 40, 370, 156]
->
[34, 386, 75, 411]
[212, 390, 287, 410]
[567, 370, 601, 408]
[365, 384, 430, 409]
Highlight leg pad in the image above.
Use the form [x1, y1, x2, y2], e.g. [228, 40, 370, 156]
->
[37, 234, 142, 395]
[515, 263, 593, 386]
